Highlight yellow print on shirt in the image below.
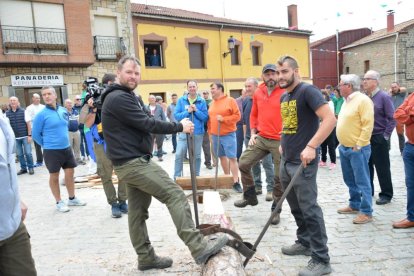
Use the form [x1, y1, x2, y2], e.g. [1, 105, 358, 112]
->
[281, 100, 298, 134]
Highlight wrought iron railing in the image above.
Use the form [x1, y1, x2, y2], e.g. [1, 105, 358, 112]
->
[94, 36, 126, 60]
[1, 25, 67, 52]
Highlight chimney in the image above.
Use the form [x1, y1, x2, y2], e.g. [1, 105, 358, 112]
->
[288, 4, 298, 30]
[387, 10, 394, 32]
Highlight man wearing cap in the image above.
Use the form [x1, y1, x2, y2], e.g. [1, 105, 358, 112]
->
[234, 64, 284, 225]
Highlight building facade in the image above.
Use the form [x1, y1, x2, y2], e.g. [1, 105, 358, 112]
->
[310, 28, 371, 89]
[342, 12, 414, 91]
[131, 4, 312, 102]
[0, 0, 133, 107]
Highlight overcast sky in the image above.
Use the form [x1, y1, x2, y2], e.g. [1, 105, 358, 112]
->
[132, 0, 414, 42]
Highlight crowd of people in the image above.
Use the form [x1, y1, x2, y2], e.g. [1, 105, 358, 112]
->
[1, 54, 413, 276]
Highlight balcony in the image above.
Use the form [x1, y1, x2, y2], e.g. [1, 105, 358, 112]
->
[94, 36, 126, 60]
[1, 25, 67, 53]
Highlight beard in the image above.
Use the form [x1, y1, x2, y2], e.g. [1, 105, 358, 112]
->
[278, 74, 295, 89]
[265, 79, 276, 88]
[120, 79, 138, 90]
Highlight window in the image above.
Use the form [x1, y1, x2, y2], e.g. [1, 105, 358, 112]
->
[0, 0, 67, 54]
[93, 16, 126, 60]
[364, 60, 370, 73]
[252, 46, 260, 66]
[189, 43, 205, 69]
[346, 67, 350, 74]
[144, 42, 163, 67]
[230, 89, 242, 99]
[231, 45, 240, 65]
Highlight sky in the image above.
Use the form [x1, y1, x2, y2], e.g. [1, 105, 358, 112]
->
[131, 0, 414, 42]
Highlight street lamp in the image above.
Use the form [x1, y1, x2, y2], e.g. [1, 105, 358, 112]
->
[223, 35, 236, 58]
[250, 30, 273, 41]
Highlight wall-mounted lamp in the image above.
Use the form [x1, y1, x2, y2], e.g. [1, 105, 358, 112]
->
[223, 35, 236, 58]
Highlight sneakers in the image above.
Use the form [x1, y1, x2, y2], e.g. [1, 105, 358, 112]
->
[318, 161, 327, 168]
[255, 187, 263, 195]
[232, 182, 243, 193]
[265, 191, 273, 201]
[34, 162, 43, 167]
[299, 259, 332, 276]
[194, 235, 228, 265]
[328, 163, 336, 170]
[138, 255, 173, 271]
[17, 169, 27, 175]
[353, 214, 373, 224]
[111, 203, 122, 218]
[56, 200, 70, 213]
[67, 197, 87, 206]
[119, 201, 128, 214]
[337, 206, 358, 214]
[282, 242, 312, 256]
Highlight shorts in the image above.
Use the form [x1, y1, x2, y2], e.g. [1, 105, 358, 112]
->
[212, 132, 237, 158]
[43, 147, 77, 173]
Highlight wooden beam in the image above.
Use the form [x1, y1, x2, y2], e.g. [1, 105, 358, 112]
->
[175, 175, 233, 190]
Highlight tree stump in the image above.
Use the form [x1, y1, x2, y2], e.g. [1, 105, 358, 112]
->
[201, 191, 246, 276]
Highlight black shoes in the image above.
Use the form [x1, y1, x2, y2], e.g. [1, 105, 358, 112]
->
[271, 213, 280, 225]
[376, 197, 391, 205]
[232, 182, 243, 193]
[17, 169, 27, 175]
[28, 168, 34, 175]
[234, 186, 258, 207]
[205, 164, 213, 169]
[138, 255, 173, 271]
[282, 242, 312, 256]
[194, 235, 228, 265]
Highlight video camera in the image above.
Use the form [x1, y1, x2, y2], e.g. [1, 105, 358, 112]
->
[83, 77, 104, 109]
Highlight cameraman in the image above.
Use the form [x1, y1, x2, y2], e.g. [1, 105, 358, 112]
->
[85, 73, 127, 218]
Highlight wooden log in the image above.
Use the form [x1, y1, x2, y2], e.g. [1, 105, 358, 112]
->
[175, 175, 233, 190]
[201, 191, 246, 276]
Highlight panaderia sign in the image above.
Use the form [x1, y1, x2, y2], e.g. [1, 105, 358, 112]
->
[11, 75, 64, 87]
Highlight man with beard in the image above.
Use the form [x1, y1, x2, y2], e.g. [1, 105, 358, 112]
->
[101, 56, 227, 271]
[234, 66, 283, 225]
[277, 56, 336, 276]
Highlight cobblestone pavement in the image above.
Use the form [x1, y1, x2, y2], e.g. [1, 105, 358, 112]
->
[18, 133, 414, 275]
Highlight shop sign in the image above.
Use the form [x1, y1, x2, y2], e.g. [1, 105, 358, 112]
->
[11, 75, 64, 87]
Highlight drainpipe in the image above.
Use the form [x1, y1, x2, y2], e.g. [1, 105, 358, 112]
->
[394, 32, 399, 82]
[336, 29, 340, 84]
[219, 25, 225, 84]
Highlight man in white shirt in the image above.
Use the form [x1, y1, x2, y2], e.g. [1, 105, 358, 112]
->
[25, 93, 45, 167]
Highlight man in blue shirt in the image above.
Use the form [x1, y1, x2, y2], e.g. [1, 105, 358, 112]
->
[173, 80, 208, 179]
[32, 86, 87, 213]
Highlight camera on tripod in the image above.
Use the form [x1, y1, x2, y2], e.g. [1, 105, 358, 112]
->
[83, 77, 104, 109]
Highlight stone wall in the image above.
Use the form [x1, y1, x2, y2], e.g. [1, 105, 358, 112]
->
[343, 27, 414, 92]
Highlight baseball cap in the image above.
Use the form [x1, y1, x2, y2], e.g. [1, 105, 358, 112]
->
[262, 64, 276, 73]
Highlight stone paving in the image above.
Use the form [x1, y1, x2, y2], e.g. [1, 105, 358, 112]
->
[18, 132, 414, 275]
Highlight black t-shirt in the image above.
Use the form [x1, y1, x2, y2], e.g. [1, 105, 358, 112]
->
[280, 83, 326, 163]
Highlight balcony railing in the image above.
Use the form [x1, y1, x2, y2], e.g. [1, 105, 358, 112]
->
[1, 25, 67, 52]
[94, 36, 126, 60]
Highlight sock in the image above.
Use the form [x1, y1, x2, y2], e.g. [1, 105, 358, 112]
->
[69, 196, 75, 200]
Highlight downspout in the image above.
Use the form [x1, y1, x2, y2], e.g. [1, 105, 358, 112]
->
[219, 25, 225, 84]
[394, 32, 399, 82]
[336, 30, 339, 84]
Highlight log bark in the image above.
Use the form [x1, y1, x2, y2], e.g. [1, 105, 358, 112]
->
[200, 191, 246, 276]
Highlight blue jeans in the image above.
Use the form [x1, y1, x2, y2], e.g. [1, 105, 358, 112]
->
[339, 145, 373, 216]
[403, 142, 414, 221]
[252, 153, 275, 191]
[171, 133, 177, 151]
[174, 133, 203, 179]
[16, 137, 34, 170]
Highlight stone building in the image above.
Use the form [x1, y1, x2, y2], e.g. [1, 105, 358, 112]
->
[0, 0, 133, 107]
[342, 11, 414, 91]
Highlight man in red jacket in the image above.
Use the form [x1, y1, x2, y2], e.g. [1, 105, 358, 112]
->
[234, 64, 284, 225]
[393, 92, 414, 229]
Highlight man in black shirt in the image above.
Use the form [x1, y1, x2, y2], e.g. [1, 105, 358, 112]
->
[101, 56, 227, 271]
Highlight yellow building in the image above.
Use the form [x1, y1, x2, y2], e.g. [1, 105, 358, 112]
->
[131, 4, 311, 103]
